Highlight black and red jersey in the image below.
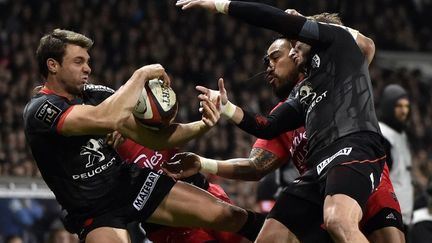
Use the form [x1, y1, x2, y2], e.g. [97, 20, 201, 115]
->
[230, 2, 381, 167]
[23, 86, 127, 217]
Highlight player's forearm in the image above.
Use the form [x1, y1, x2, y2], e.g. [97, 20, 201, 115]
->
[121, 117, 210, 150]
[200, 157, 266, 181]
[227, 105, 244, 124]
[201, 148, 283, 180]
[98, 70, 147, 130]
[163, 121, 210, 148]
[236, 103, 302, 140]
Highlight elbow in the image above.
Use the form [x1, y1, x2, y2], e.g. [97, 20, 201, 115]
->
[114, 115, 141, 143]
[361, 36, 375, 64]
[113, 113, 131, 131]
[365, 37, 375, 58]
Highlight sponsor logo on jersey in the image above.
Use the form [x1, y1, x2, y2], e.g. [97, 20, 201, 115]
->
[72, 139, 115, 180]
[72, 157, 115, 180]
[83, 84, 115, 93]
[299, 82, 316, 105]
[80, 139, 106, 168]
[289, 130, 308, 173]
[35, 100, 61, 126]
[311, 54, 320, 69]
[307, 90, 328, 115]
[133, 151, 164, 174]
[133, 172, 159, 211]
[317, 147, 352, 175]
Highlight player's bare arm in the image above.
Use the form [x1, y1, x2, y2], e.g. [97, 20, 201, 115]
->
[119, 96, 220, 150]
[231, 148, 284, 180]
[164, 148, 284, 181]
[356, 34, 375, 65]
[60, 64, 169, 136]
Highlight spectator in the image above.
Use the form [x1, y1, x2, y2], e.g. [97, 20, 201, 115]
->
[379, 84, 414, 230]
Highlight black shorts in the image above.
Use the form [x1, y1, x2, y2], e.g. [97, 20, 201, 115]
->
[296, 132, 385, 210]
[268, 132, 385, 238]
[63, 167, 175, 241]
[268, 189, 331, 243]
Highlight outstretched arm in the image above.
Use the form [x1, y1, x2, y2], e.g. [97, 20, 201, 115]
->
[164, 148, 285, 181]
[176, 0, 325, 46]
[119, 95, 220, 150]
[198, 78, 303, 140]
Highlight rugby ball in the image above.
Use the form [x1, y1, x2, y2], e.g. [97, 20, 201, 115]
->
[133, 79, 178, 129]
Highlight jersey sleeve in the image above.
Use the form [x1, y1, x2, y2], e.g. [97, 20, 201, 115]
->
[237, 101, 304, 140]
[253, 138, 290, 161]
[252, 101, 294, 160]
[228, 1, 338, 48]
[228, 1, 306, 40]
[23, 95, 74, 135]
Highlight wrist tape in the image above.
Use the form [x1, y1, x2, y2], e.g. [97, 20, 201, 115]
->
[200, 158, 218, 174]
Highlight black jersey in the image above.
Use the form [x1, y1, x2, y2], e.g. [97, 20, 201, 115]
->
[23, 86, 127, 217]
[230, 2, 381, 158]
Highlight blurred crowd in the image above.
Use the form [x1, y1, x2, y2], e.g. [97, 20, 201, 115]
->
[0, 0, 431, 242]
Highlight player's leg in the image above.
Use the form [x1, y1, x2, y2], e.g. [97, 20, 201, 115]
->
[256, 218, 299, 243]
[256, 187, 331, 243]
[324, 162, 383, 243]
[362, 181, 405, 243]
[206, 183, 246, 243]
[86, 227, 130, 243]
[147, 181, 264, 241]
[324, 194, 367, 242]
[142, 183, 244, 243]
[368, 226, 405, 243]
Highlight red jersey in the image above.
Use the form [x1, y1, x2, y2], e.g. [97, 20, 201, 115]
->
[253, 101, 308, 174]
[116, 139, 177, 174]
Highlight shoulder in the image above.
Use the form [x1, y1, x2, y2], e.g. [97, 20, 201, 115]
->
[82, 84, 115, 94]
[24, 94, 67, 117]
[81, 84, 115, 105]
[24, 93, 71, 129]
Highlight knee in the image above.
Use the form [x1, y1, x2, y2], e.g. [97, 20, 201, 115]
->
[211, 203, 248, 230]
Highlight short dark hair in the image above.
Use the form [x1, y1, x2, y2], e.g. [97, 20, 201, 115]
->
[36, 29, 93, 79]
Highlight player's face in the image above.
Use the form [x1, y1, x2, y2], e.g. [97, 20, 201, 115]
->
[289, 41, 311, 72]
[56, 44, 91, 96]
[394, 97, 410, 123]
[265, 39, 300, 99]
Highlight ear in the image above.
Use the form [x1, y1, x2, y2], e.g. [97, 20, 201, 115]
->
[47, 58, 58, 74]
